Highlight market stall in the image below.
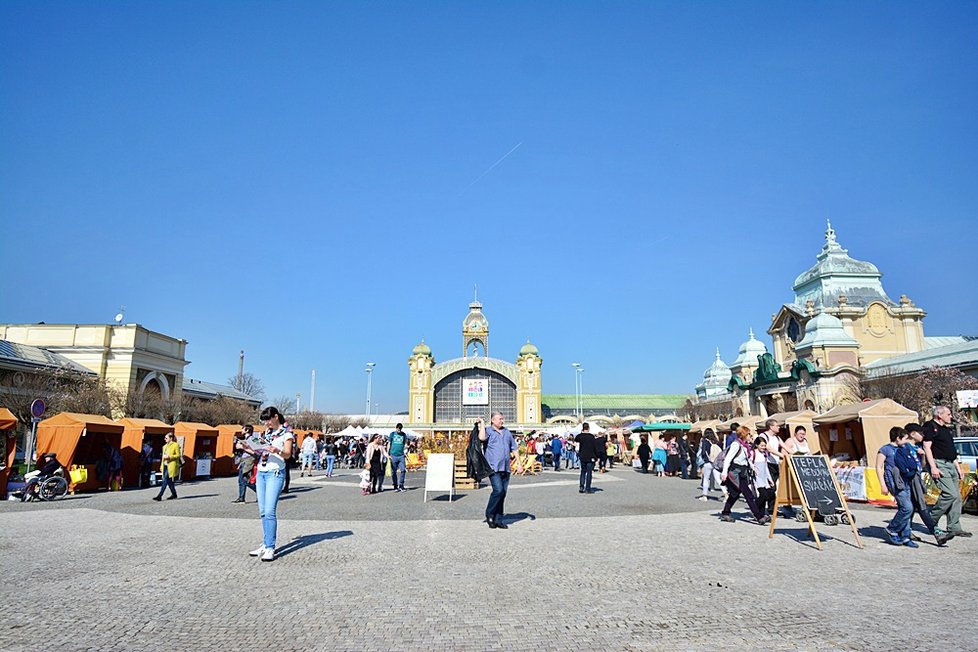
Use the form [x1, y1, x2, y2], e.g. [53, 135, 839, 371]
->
[35, 412, 125, 492]
[754, 410, 820, 453]
[174, 422, 220, 481]
[717, 416, 756, 435]
[214, 425, 244, 476]
[0, 407, 18, 499]
[688, 419, 721, 436]
[117, 418, 174, 488]
[812, 399, 918, 504]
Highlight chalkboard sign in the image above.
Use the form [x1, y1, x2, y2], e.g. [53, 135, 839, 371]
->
[789, 455, 842, 513]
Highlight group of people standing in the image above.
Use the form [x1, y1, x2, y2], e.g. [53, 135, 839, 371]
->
[357, 424, 410, 495]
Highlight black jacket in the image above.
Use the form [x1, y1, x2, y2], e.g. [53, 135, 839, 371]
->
[466, 424, 494, 482]
[575, 433, 598, 462]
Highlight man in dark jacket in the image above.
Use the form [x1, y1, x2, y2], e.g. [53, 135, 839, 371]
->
[575, 424, 598, 494]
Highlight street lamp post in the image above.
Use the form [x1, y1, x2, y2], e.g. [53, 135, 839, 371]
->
[365, 362, 376, 424]
[577, 367, 584, 422]
[571, 363, 581, 422]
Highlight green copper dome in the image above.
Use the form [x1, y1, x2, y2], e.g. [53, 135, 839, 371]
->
[413, 340, 431, 356]
[520, 340, 539, 356]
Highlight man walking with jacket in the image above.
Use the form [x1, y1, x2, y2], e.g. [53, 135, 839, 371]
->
[478, 413, 523, 529]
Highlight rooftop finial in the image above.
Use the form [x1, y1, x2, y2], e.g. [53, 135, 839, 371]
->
[748, 327, 755, 340]
[715, 346, 721, 359]
[474, 284, 478, 302]
[825, 219, 836, 244]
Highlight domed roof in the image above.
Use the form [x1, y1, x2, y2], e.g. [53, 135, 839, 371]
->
[696, 348, 732, 398]
[733, 328, 768, 368]
[796, 312, 859, 349]
[792, 221, 893, 310]
[519, 339, 539, 356]
[412, 339, 431, 356]
[702, 348, 732, 382]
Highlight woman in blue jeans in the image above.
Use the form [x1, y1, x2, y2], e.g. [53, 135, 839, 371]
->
[244, 406, 294, 561]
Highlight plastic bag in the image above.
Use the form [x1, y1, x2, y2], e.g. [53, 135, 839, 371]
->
[921, 472, 941, 506]
[69, 466, 88, 484]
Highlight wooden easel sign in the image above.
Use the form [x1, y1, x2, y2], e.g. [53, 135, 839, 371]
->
[768, 454, 863, 550]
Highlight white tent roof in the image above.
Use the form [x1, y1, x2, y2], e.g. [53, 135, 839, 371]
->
[569, 423, 606, 435]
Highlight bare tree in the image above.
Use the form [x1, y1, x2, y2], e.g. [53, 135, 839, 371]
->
[322, 414, 352, 433]
[267, 395, 298, 416]
[290, 410, 326, 430]
[228, 372, 266, 401]
[0, 367, 121, 424]
[862, 366, 978, 423]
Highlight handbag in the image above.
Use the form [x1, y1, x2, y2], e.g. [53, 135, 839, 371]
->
[69, 466, 88, 484]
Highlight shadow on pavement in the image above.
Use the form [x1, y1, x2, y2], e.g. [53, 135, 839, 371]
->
[505, 512, 536, 523]
[276, 530, 353, 557]
[428, 492, 467, 502]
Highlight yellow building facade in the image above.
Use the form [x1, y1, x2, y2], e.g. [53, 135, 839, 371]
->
[408, 299, 543, 427]
[0, 323, 189, 406]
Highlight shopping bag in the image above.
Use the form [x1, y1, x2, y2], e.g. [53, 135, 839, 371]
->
[921, 472, 941, 506]
[69, 466, 88, 484]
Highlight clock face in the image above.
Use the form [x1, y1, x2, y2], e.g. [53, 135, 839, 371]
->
[469, 319, 482, 329]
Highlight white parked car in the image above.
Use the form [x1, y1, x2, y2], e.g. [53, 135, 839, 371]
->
[953, 437, 978, 473]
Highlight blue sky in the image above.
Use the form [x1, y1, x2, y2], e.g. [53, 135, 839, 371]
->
[2, 2, 976, 413]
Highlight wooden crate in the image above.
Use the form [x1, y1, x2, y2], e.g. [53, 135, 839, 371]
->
[454, 459, 479, 490]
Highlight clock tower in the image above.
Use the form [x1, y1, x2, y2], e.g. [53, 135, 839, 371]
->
[462, 290, 489, 358]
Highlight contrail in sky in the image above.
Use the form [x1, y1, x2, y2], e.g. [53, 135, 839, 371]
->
[458, 141, 523, 195]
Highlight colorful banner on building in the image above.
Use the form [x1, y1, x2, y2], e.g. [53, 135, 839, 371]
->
[462, 378, 488, 405]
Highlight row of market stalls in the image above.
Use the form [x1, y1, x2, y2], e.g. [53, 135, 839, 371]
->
[1, 410, 409, 496]
[688, 399, 922, 504]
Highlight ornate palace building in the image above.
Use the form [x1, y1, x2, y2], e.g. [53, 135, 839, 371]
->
[689, 222, 975, 420]
[407, 298, 543, 428]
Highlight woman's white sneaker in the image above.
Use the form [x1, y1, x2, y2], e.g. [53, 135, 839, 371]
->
[260, 548, 275, 562]
[249, 546, 266, 557]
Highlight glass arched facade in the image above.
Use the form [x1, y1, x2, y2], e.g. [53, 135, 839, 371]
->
[433, 368, 517, 424]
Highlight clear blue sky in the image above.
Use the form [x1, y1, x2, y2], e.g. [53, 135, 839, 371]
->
[2, 2, 976, 413]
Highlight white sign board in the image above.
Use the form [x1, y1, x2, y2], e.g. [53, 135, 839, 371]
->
[957, 390, 978, 409]
[424, 453, 455, 502]
[462, 378, 489, 405]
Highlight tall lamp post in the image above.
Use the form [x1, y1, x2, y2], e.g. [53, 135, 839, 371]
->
[577, 366, 584, 422]
[365, 362, 376, 424]
[572, 362, 582, 422]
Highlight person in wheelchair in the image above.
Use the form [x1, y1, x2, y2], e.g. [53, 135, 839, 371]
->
[22, 452, 65, 501]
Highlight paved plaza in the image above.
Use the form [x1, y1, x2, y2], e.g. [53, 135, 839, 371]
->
[2, 467, 976, 651]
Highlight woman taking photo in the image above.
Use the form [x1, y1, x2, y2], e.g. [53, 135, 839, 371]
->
[365, 433, 388, 494]
[244, 406, 293, 562]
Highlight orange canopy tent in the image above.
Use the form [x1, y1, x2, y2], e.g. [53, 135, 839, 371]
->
[36, 412, 125, 492]
[0, 408, 18, 499]
[117, 418, 174, 487]
[174, 422, 219, 481]
[214, 425, 244, 476]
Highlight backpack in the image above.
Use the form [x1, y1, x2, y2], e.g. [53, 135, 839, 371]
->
[712, 441, 736, 472]
[894, 445, 918, 481]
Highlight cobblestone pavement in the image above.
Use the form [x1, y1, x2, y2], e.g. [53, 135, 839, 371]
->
[2, 468, 976, 651]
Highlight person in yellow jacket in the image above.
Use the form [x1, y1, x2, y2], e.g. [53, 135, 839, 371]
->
[153, 433, 181, 501]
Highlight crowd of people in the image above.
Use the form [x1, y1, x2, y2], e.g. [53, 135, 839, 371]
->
[131, 404, 972, 559]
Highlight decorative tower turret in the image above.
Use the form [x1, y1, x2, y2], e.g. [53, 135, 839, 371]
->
[462, 288, 489, 358]
[407, 339, 435, 424]
[515, 339, 543, 424]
